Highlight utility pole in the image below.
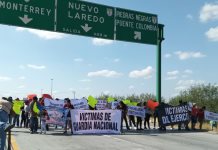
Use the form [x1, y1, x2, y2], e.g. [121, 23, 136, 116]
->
[156, 24, 165, 103]
[72, 91, 76, 99]
[51, 78, 53, 98]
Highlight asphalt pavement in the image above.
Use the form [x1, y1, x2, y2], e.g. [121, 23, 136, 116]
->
[11, 127, 218, 150]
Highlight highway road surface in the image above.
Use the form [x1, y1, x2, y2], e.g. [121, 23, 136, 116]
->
[11, 127, 218, 150]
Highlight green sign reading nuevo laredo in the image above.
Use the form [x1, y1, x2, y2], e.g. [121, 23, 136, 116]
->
[0, 0, 55, 31]
[115, 8, 158, 45]
[56, 0, 115, 40]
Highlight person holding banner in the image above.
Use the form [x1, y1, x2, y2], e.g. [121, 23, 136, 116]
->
[136, 103, 143, 130]
[144, 102, 152, 130]
[191, 103, 198, 130]
[117, 101, 130, 131]
[63, 98, 74, 134]
[197, 106, 206, 130]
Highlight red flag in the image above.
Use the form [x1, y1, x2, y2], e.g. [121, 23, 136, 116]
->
[147, 99, 159, 110]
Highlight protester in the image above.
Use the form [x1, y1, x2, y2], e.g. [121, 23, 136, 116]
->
[117, 101, 130, 130]
[63, 98, 74, 134]
[197, 106, 206, 130]
[144, 102, 152, 130]
[191, 103, 198, 130]
[20, 106, 26, 128]
[128, 115, 136, 129]
[29, 96, 40, 134]
[12, 98, 24, 127]
[40, 109, 49, 134]
[210, 120, 217, 131]
[0, 98, 13, 150]
[153, 106, 159, 129]
[24, 102, 30, 128]
[136, 103, 143, 130]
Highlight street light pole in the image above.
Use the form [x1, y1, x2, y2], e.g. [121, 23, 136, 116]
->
[51, 78, 53, 98]
[41, 89, 43, 96]
[72, 91, 75, 99]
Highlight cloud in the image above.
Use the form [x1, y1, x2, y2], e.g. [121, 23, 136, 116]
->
[92, 38, 113, 46]
[184, 69, 193, 74]
[79, 79, 91, 82]
[205, 26, 218, 42]
[165, 76, 178, 80]
[16, 27, 65, 40]
[164, 53, 172, 58]
[27, 64, 46, 70]
[18, 76, 26, 80]
[0, 76, 12, 81]
[167, 70, 179, 76]
[175, 86, 187, 91]
[129, 66, 153, 79]
[113, 58, 120, 63]
[177, 80, 205, 86]
[74, 58, 84, 62]
[174, 51, 206, 60]
[129, 85, 135, 90]
[88, 70, 122, 78]
[175, 80, 205, 91]
[200, 2, 218, 22]
[186, 14, 193, 20]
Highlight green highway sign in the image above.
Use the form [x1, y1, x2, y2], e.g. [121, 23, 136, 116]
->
[115, 8, 158, 45]
[56, 0, 115, 40]
[0, 0, 158, 45]
[0, 0, 55, 31]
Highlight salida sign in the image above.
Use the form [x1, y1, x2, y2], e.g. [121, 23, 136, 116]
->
[0, 0, 158, 45]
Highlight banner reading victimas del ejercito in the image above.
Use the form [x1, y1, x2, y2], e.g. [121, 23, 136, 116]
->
[158, 103, 189, 126]
[71, 110, 121, 134]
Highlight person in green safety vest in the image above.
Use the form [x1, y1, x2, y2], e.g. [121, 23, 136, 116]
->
[29, 96, 40, 134]
[12, 98, 24, 127]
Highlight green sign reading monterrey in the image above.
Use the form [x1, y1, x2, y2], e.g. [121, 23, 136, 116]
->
[115, 8, 158, 45]
[56, 0, 115, 40]
[0, 0, 55, 31]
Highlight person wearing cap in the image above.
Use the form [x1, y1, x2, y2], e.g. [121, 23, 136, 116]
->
[0, 98, 13, 150]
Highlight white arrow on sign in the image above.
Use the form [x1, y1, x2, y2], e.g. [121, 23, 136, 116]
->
[134, 31, 141, 40]
[24, 0, 30, 2]
[19, 15, 33, 24]
[81, 24, 92, 32]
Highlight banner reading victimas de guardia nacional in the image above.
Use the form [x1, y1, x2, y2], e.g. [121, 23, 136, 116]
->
[71, 110, 121, 134]
[158, 103, 189, 126]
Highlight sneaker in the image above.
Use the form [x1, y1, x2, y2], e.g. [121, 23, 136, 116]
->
[4, 124, 15, 132]
[63, 131, 67, 134]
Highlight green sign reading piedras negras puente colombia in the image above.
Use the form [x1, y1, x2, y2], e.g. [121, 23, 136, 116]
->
[0, 0, 158, 45]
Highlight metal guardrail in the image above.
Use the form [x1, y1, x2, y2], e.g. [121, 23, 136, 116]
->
[5, 130, 12, 150]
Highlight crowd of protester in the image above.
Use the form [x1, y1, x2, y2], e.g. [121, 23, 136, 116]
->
[0, 96, 217, 149]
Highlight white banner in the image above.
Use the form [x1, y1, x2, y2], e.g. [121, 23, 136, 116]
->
[111, 101, 119, 109]
[96, 100, 107, 110]
[44, 98, 65, 126]
[205, 111, 218, 122]
[44, 98, 64, 108]
[71, 110, 121, 134]
[127, 106, 145, 118]
[71, 99, 89, 110]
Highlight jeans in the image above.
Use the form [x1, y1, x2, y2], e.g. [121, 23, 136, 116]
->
[0, 109, 9, 150]
[30, 117, 38, 132]
[13, 114, 20, 127]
